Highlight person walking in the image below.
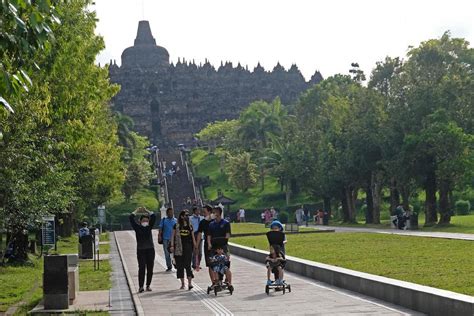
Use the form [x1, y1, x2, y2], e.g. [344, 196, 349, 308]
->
[190, 206, 203, 270]
[295, 205, 304, 226]
[170, 210, 197, 290]
[129, 207, 156, 293]
[264, 209, 272, 224]
[270, 207, 276, 220]
[158, 207, 177, 271]
[238, 207, 246, 223]
[197, 205, 214, 281]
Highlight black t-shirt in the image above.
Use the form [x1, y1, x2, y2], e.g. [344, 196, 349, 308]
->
[198, 219, 212, 248]
[129, 213, 156, 250]
[174, 223, 193, 244]
[266, 231, 285, 248]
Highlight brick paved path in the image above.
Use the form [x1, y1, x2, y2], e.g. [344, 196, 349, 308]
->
[115, 231, 422, 316]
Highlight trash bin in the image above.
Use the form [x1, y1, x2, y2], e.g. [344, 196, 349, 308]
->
[409, 213, 418, 230]
[79, 235, 93, 259]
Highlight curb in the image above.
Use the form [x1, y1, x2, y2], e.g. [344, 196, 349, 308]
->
[232, 229, 335, 237]
[114, 232, 145, 316]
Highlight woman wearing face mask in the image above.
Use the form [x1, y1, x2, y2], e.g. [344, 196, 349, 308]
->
[170, 210, 197, 290]
[129, 207, 156, 293]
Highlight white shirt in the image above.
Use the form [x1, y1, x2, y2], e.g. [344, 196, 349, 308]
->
[239, 208, 245, 217]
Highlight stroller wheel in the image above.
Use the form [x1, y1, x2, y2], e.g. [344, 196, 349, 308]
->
[207, 286, 211, 295]
[288, 285, 291, 293]
[214, 287, 218, 296]
[229, 285, 233, 295]
[282, 286, 286, 294]
[265, 285, 269, 295]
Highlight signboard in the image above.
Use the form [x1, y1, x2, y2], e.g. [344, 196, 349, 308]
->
[97, 205, 106, 224]
[42, 216, 56, 246]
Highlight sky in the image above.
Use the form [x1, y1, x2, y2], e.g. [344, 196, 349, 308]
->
[93, 0, 474, 81]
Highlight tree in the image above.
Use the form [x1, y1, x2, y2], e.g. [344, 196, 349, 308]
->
[0, 0, 125, 259]
[226, 152, 258, 192]
[1, 0, 62, 113]
[195, 119, 239, 152]
[121, 130, 152, 201]
[115, 111, 136, 161]
[238, 97, 286, 190]
[387, 32, 473, 225]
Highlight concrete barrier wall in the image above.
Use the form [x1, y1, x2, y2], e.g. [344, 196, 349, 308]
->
[229, 243, 474, 316]
[232, 229, 335, 238]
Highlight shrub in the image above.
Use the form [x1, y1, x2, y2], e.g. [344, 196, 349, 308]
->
[455, 200, 471, 215]
[279, 211, 289, 224]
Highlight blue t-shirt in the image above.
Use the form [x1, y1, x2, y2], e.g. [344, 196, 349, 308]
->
[190, 214, 203, 233]
[209, 219, 231, 243]
[159, 217, 177, 240]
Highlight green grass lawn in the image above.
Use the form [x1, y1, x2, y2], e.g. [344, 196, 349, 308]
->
[231, 223, 313, 235]
[56, 236, 111, 291]
[79, 260, 112, 291]
[192, 149, 315, 209]
[0, 234, 113, 313]
[0, 257, 42, 312]
[233, 233, 474, 296]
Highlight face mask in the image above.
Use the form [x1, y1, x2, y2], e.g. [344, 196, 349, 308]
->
[210, 214, 216, 220]
[141, 222, 149, 227]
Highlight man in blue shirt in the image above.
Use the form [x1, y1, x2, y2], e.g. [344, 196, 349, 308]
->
[190, 206, 203, 270]
[158, 207, 177, 271]
[78, 222, 90, 238]
[207, 206, 232, 286]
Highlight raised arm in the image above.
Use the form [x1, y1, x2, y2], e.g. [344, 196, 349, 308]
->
[129, 213, 139, 230]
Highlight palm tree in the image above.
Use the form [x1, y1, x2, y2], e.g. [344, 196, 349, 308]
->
[114, 111, 136, 161]
[237, 98, 287, 191]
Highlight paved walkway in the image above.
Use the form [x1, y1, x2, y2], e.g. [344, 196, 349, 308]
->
[115, 230, 422, 316]
[314, 225, 474, 241]
[110, 233, 136, 315]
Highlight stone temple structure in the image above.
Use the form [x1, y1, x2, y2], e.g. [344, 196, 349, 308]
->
[109, 21, 323, 145]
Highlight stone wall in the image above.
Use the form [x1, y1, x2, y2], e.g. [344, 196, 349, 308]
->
[109, 21, 323, 145]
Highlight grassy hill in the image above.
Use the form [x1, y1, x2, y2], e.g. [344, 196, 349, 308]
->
[192, 148, 317, 212]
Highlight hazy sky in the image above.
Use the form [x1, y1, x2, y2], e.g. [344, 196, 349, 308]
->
[93, 0, 473, 80]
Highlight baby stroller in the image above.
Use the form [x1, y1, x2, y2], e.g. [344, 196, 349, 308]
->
[265, 244, 291, 295]
[206, 240, 234, 296]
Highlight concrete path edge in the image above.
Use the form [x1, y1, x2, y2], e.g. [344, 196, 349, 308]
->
[228, 242, 474, 316]
[114, 232, 144, 316]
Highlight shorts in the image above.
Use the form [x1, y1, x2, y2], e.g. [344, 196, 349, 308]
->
[212, 264, 228, 275]
[266, 260, 285, 271]
[208, 249, 231, 269]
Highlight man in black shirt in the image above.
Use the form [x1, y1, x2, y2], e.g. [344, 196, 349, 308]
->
[129, 207, 156, 293]
[197, 205, 213, 282]
[208, 206, 232, 286]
